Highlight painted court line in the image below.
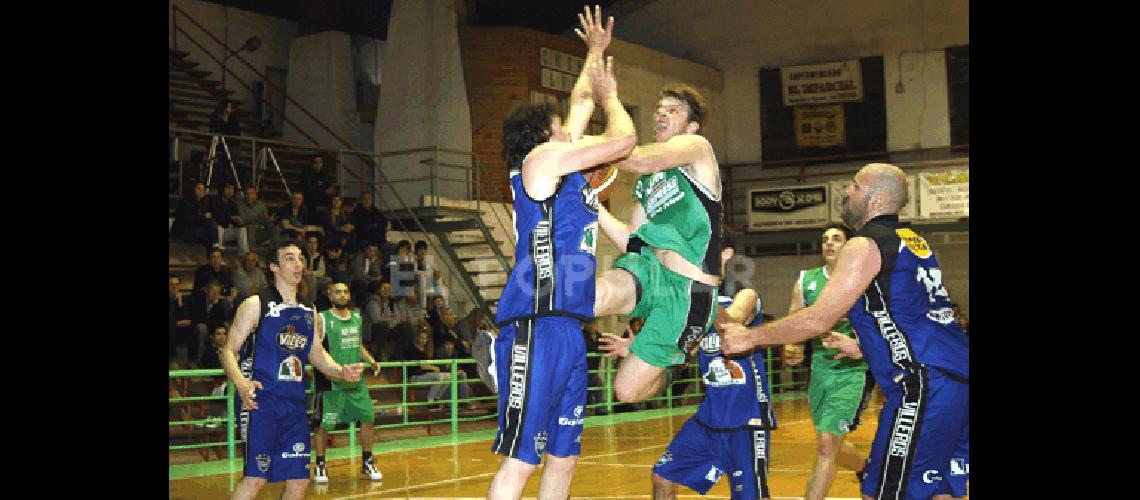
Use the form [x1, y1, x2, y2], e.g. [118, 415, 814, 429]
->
[332, 472, 496, 499]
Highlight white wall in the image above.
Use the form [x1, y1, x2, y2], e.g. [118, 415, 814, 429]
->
[374, 0, 473, 205]
[283, 32, 358, 152]
[740, 230, 969, 317]
[611, 0, 969, 161]
[169, 0, 298, 108]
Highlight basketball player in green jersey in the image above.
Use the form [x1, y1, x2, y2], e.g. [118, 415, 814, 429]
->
[312, 282, 383, 483]
[593, 84, 724, 403]
[783, 223, 873, 500]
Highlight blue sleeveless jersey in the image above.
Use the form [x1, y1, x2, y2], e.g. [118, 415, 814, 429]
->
[848, 215, 969, 391]
[692, 294, 776, 430]
[495, 171, 599, 326]
[238, 288, 317, 401]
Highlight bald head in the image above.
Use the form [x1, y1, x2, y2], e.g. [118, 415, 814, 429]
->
[858, 163, 908, 213]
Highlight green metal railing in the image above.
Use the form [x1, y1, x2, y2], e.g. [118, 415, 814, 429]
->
[168, 349, 809, 465]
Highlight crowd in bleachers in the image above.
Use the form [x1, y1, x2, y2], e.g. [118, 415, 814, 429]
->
[169, 152, 488, 373]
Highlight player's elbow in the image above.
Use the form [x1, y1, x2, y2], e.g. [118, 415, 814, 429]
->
[615, 133, 636, 156]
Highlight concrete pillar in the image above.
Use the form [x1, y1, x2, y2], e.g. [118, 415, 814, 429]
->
[282, 31, 361, 189]
[374, 0, 473, 207]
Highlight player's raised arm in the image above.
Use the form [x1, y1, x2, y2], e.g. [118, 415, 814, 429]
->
[523, 56, 635, 201]
[564, 4, 613, 141]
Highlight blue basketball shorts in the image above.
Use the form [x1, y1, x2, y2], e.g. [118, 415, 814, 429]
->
[491, 316, 588, 465]
[862, 365, 968, 500]
[652, 418, 771, 499]
[238, 390, 312, 482]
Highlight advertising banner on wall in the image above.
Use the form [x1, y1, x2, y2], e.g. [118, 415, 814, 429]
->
[795, 104, 846, 147]
[919, 170, 969, 218]
[829, 176, 918, 223]
[747, 185, 830, 231]
[780, 60, 862, 106]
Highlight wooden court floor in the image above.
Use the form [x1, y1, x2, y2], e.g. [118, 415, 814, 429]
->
[169, 396, 968, 499]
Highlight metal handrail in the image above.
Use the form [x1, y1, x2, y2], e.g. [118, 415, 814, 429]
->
[168, 349, 805, 466]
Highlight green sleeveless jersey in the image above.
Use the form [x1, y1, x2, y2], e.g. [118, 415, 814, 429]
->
[321, 309, 364, 390]
[800, 266, 866, 372]
[631, 165, 722, 276]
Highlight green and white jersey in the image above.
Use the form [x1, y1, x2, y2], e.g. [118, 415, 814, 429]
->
[800, 266, 867, 373]
[320, 309, 364, 390]
[631, 160, 722, 276]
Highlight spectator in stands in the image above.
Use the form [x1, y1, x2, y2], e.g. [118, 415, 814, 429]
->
[170, 275, 194, 361]
[434, 338, 458, 360]
[172, 181, 219, 251]
[322, 195, 356, 252]
[277, 191, 311, 242]
[403, 326, 471, 410]
[388, 240, 417, 300]
[438, 307, 470, 359]
[193, 247, 237, 305]
[199, 323, 228, 370]
[324, 244, 352, 286]
[238, 185, 276, 247]
[299, 154, 337, 210]
[351, 191, 387, 251]
[414, 239, 434, 286]
[314, 282, 333, 312]
[209, 98, 243, 187]
[427, 294, 447, 340]
[395, 287, 426, 331]
[453, 307, 485, 347]
[362, 280, 399, 360]
[191, 281, 232, 365]
[211, 182, 249, 256]
[302, 234, 329, 305]
[232, 251, 268, 305]
[351, 241, 385, 307]
[392, 288, 426, 359]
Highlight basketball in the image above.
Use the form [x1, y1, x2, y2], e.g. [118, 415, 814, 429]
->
[583, 163, 618, 202]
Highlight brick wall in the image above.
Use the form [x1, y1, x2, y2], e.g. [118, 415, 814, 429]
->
[458, 27, 586, 203]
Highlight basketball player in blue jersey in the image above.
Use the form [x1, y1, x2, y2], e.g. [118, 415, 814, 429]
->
[720, 163, 969, 500]
[220, 241, 365, 500]
[599, 232, 775, 500]
[485, 6, 636, 499]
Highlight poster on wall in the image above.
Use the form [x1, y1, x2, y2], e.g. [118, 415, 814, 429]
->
[795, 104, 846, 147]
[780, 59, 862, 106]
[919, 170, 969, 218]
[829, 176, 918, 223]
[747, 185, 829, 231]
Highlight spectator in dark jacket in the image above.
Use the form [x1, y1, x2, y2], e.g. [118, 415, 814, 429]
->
[172, 182, 219, 251]
[276, 192, 312, 243]
[299, 154, 337, 210]
[351, 191, 387, 251]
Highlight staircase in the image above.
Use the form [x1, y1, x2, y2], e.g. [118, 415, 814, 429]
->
[383, 203, 514, 326]
[169, 49, 320, 211]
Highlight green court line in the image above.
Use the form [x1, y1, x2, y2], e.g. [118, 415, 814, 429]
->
[169, 395, 808, 481]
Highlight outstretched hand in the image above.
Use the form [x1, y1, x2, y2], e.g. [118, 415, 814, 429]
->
[574, 4, 614, 53]
[341, 363, 365, 382]
[236, 379, 264, 410]
[597, 332, 631, 358]
[821, 332, 863, 360]
[588, 56, 618, 101]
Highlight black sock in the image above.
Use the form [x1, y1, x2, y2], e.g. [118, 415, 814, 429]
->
[317, 455, 325, 465]
[363, 451, 373, 462]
